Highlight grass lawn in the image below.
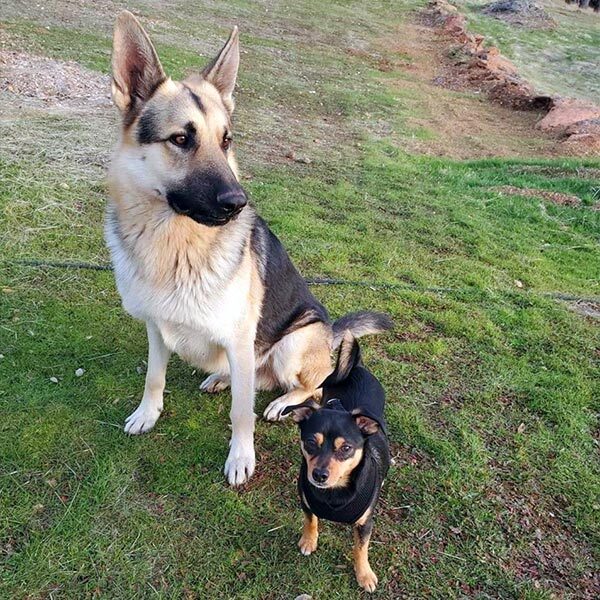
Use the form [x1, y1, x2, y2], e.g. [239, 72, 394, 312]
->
[1, 0, 599, 598]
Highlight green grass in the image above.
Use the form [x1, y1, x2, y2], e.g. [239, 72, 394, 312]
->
[1, 0, 599, 598]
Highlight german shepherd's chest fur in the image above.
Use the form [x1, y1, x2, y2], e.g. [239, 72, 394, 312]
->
[105, 199, 260, 369]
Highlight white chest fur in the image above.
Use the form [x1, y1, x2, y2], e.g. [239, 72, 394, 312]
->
[105, 202, 254, 365]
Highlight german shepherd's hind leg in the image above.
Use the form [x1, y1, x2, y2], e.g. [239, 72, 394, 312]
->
[199, 372, 230, 393]
[125, 321, 171, 434]
[224, 334, 256, 486]
[263, 322, 332, 421]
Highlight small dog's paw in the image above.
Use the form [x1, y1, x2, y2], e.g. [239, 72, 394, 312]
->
[356, 568, 378, 593]
[298, 535, 318, 556]
[224, 438, 255, 486]
[200, 373, 230, 394]
[263, 398, 291, 422]
[124, 404, 162, 435]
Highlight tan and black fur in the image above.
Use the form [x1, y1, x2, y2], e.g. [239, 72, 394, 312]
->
[106, 11, 392, 485]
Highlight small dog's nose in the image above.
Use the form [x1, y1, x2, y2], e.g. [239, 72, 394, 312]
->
[217, 189, 247, 214]
[313, 468, 329, 484]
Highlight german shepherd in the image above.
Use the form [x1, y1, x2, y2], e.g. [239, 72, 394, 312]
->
[106, 11, 392, 485]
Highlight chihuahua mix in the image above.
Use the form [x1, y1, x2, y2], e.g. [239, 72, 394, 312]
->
[283, 332, 391, 592]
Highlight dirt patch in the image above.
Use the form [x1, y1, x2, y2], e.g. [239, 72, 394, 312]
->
[0, 50, 111, 109]
[425, 0, 552, 111]
[489, 480, 600, 598]
[566, 300, 600, 319]
[381, 22, 558, 159]
[495, 185, 583, 207]
[481, 0, 556, 30]
[424, 0, 600, 156]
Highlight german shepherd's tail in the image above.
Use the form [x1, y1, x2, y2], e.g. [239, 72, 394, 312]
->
[332, 311, 393, 349]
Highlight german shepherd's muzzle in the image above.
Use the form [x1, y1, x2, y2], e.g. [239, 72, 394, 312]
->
[167, 165, 247, 226]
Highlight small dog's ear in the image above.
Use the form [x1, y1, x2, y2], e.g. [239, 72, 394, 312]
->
[281, 398, 320, 423]
[352, 412, 380, 436]
[202, 26, 239, 112]
[112, 11, 166, 114]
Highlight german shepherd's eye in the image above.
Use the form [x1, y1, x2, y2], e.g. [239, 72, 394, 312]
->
[222, 132, 232, 151]
[169, 134, 188, 147]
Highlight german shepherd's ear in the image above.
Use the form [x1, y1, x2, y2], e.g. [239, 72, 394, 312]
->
[111, 11, 166, 114]
[321, 332, 361, 387]
[281, 398, 320, 423]
[202, 26, 240, 112]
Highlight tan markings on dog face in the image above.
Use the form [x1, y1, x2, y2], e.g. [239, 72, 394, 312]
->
[314, 433, 324, 447]
[115, 76, 240, 214]
[303, 443, 364, 489]
[326, 447, 363, 488]
[333, 436, 346, 451]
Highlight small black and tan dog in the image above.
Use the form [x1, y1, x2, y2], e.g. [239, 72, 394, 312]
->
[283, 332, 391, 592]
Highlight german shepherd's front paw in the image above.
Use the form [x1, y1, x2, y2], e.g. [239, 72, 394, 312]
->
[124, 404, 162, 435]
[298, 534, 318, 556]
[263, 397, 292, 422]
[356, 568, 378, 593]
[199, 373, 230, 394]
[224, 436, 255, 486]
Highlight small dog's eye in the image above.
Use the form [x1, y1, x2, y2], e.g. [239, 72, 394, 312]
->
[222, 132, 232, 151]
[341, 444, 352, 453]
[169, 134, 188, 147]
[304, 440, 317, 452]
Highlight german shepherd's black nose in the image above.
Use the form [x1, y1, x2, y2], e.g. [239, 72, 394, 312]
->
[217, 189, 247, 215]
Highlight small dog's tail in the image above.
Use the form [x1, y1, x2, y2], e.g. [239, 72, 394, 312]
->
[332, 311, 393, 349]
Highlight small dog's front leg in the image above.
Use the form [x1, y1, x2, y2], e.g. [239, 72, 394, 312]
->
[224, 338, 256, 486]
[125, 321, 171, 434]
[353, 516, 377, 593]
[298, 510, 319, 555]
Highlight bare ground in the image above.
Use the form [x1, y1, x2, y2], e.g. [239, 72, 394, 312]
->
[377, 22, 560, 159]
[0, 4, 589, 180]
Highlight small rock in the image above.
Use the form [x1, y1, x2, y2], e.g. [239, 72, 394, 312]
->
[50, 376, 59, 383]
[59, 182, 70, 190]
[517, 422, 526, 434]
[514, 279, 524, 288]
[295, 596, 313, 600]
[537, 98, 600, 134]
[75, 368, 85, 377]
